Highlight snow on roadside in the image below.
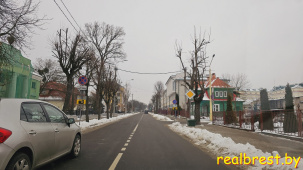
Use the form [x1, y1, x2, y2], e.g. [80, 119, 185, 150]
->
[150, 113, 174, 121]
[79, 113, 139, 131]
[169, 122, 303, 170]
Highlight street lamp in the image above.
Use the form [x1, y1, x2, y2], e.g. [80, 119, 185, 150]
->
[209, 54, 215, 121]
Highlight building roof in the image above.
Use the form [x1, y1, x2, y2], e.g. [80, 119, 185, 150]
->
[40, 81, 79, 99]
[205, 73, 231, 88]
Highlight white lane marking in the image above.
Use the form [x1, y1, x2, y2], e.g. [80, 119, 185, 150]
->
[128, 137, 132, 140]
[109, 114, 144, 170]
[109, 153, 123, 170]
[127, 140, 130, 142]
[133, 124, 139, 132]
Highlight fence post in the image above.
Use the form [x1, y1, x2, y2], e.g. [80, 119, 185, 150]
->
[297, 105, 302, 137]
[251, 111, 254, 131]
[239, 111, 242, 128]
[223, 111, 226, 125]
[260, 111, 263, 131]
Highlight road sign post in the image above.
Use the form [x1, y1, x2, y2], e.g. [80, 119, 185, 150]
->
[185, 90, 195, 119]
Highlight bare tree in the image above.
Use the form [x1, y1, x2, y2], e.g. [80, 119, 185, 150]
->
[52, 28, 91, 113]
[33, 58, 63, 94]
[151, 94, 156, 112]
[103, 66, 119, 119]
[0, 0, 46, 49]
[123, 83, 131, 114]
[131, 100, 147, 112]
[85, 22, 126, 117]
[109, 68, 120, 118]
[0, 0, 46, 83]
[83, 52, 97, 122]
[221, 73, 250, 91]
[154, 81, 164, 114]
[176, 29, 214, 124]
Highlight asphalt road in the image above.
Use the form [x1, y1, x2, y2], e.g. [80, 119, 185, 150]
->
[37, 113, 230, 170]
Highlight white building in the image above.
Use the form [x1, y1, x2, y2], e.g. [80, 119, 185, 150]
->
[162, 72, 189, 111]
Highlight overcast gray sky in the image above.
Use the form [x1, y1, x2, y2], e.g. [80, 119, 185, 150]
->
[24, 0, 303, 104]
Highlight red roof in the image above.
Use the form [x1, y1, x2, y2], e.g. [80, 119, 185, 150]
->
[205, 74, 230, 88]
[40, 81, 79, 99]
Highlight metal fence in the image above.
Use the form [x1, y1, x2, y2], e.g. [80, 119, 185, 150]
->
[212, 108, 303, 138]
[157, 109, 190, 118]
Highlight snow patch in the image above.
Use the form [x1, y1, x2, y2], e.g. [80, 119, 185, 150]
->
[79, 113, 139, 131]
[150, 113, 174, 121]
[168, 122, 303, 170]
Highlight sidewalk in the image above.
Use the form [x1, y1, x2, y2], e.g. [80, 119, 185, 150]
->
[167, 115, 303, 158]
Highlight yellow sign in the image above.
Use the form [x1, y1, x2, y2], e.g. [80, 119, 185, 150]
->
[77, 99, 86, 104]
[186, 90, 195, 99]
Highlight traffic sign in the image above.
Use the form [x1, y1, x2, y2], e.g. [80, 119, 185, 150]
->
[77, 99, 86, 105]
[78, 76, 87, 85]
[173, 100, 177, 104]
[186, 90, 195, 99]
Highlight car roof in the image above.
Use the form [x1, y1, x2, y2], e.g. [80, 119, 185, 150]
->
[0, 98, 54, 126]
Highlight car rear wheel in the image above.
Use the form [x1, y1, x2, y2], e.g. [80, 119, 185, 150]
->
[6, 152, 31, 170]
[70, 134, 81, 158]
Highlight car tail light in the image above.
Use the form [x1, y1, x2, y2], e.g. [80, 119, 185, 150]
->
[0, 127, 12, 143]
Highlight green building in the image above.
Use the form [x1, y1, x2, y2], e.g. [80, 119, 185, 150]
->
[191, 74, 244, 116]
[0, 42, 42, 99]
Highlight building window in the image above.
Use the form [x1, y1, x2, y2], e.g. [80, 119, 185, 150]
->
[220, 91, 223, 97]
[224, 91, 227, 97]
[213, 104, 220, 112]
[215, 91, 219, 97]
[32, 82, 36, 89]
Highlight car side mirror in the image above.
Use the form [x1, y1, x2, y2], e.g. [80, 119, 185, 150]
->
[67, 118, 75, 127]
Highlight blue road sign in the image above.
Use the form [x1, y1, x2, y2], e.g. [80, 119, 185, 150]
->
[78, 76, 87, 85]
[173, 100, 177, 104]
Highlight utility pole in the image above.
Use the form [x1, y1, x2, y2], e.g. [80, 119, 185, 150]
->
[132, 94, 133, 113]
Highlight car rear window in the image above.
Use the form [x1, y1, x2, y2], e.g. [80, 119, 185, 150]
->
[21, 103, 48, 122]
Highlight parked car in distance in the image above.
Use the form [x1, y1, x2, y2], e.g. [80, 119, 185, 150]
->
[0, 98, 81, 170]
[144, 110, 148, 114]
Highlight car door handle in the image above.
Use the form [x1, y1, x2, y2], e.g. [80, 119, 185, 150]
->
[55, 129, 59, 133]
[29, 130, 37, 135]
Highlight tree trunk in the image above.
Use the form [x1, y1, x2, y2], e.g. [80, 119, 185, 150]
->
[110, 101, 114, 118]
[63, 76, 73, 113]
[106, 102, 110, 119]
[194, 100, 201, 124]
[71, 85, 75, 113]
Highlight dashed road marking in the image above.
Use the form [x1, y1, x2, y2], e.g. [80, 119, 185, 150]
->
[109, 153, 123, 170]
[109, 114, 144, 170]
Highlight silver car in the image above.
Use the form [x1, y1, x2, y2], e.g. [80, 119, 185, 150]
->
[0, 98, 81, 170]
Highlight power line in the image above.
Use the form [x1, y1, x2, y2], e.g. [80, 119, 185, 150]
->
[60, 0, 86, 35]
[53, 0, 78, 32]
[117, 68, 181, 75]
